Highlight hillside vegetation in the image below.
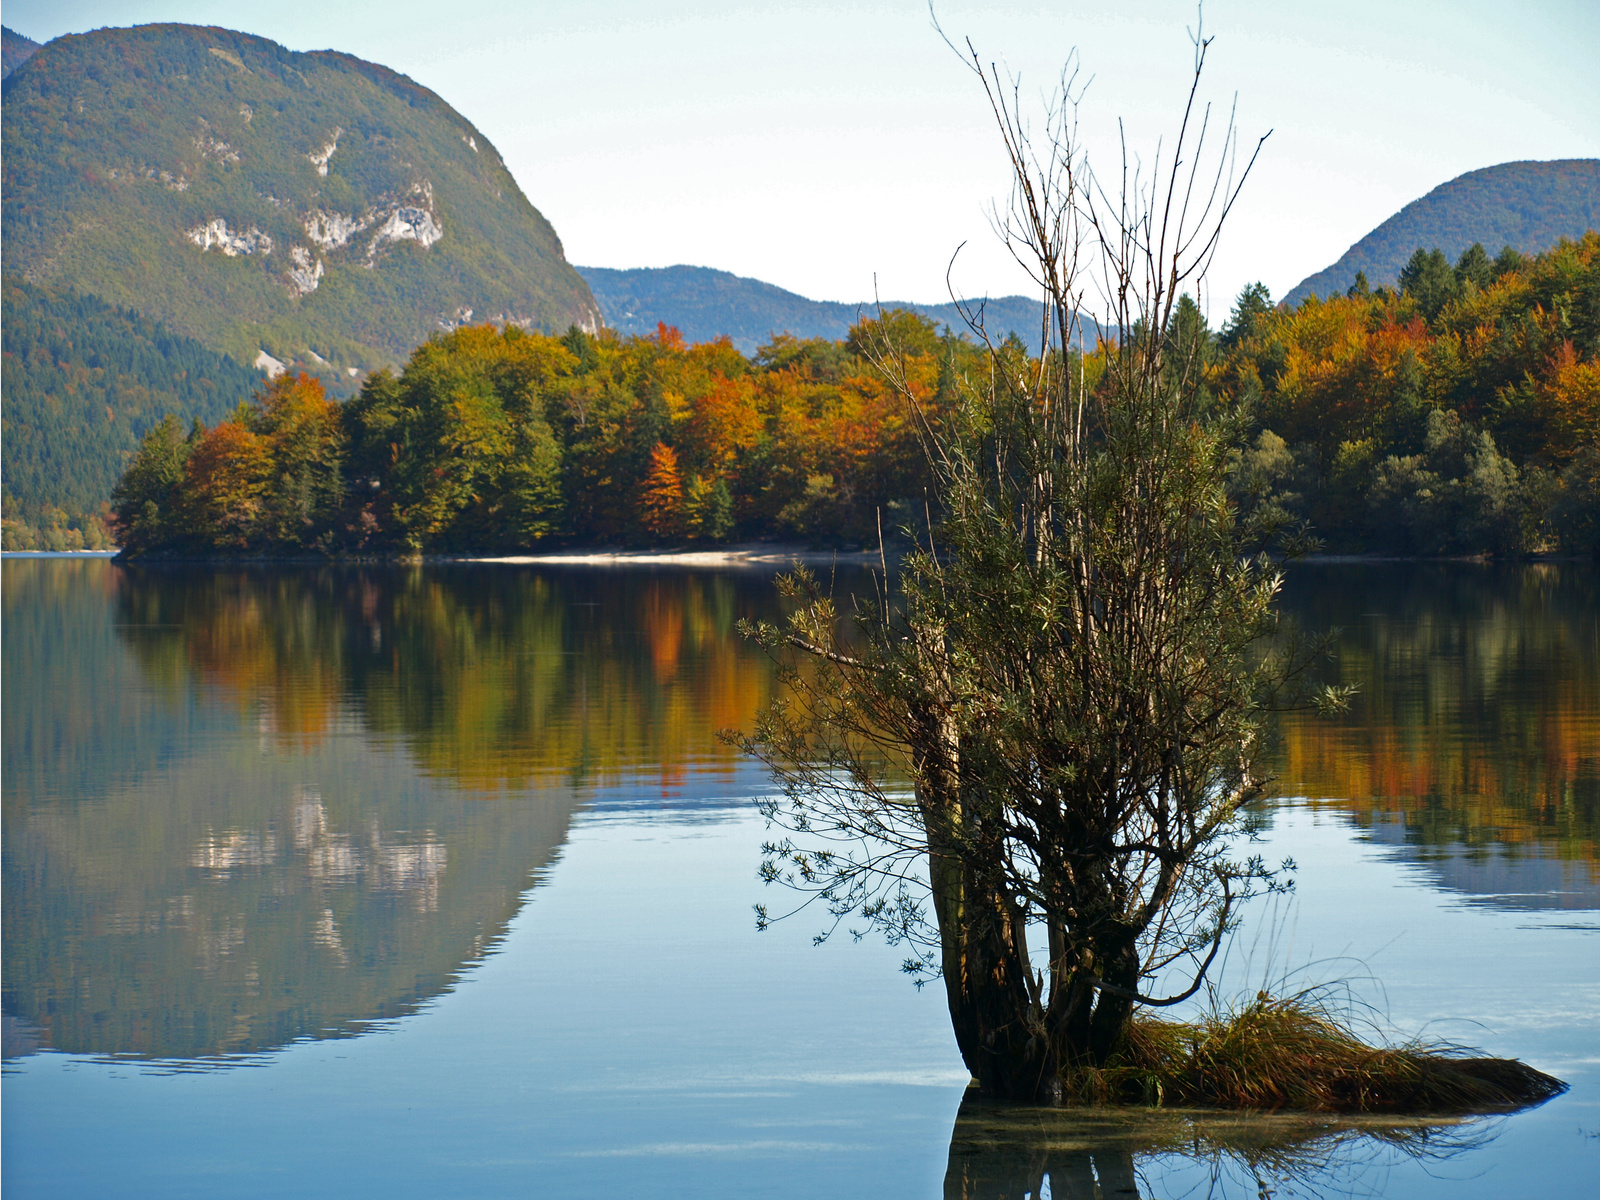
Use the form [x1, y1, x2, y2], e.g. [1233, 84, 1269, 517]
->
[107, 233, 1599, 559]
[1285, 160, 1600, 305]
[578, 264, 1056, 354]
[1, 276, 261, 549]
[2, 23, 598, 379]
[1, 26, 39, 78]
[1226, 233, 1599, 554]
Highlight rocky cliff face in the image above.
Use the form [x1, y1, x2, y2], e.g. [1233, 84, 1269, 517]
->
[2, 24, 599, 380]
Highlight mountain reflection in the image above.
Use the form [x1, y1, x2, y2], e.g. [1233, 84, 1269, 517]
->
[1271, 563, 1600, 908]
[2, 561, 790, 1065]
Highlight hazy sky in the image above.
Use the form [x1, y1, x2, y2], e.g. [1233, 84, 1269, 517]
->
[8, 1, 1598, 321]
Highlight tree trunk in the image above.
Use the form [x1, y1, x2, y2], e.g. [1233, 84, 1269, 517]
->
[927, 805, 1141, 1098]
[930, 840, 1055, 1100]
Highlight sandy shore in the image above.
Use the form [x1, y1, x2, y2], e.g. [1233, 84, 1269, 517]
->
[426, 543, 890, 568]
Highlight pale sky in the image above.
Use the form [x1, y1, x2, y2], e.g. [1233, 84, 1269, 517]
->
[7, 1, 1598, 323]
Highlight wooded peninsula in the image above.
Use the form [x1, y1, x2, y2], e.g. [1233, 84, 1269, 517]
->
[104, 232, 1598, 560]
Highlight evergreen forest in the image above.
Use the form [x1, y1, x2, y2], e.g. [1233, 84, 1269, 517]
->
[2, 277, 261, 549]
[99, 232, 1600, 559]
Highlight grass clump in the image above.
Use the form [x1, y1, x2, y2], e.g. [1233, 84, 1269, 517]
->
[1063, 991, 1566, 1114]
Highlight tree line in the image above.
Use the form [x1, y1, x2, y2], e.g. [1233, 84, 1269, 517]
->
[111, 311, 957, 555]
[110, 232, 1598, 558]
[1222, 232, 1599, 555]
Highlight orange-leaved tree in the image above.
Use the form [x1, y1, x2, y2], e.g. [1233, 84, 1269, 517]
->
[638, 442, 685, 540]
[185, 419, 272, 549]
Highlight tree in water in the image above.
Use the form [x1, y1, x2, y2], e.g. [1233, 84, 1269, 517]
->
[740, 25, 1333, 1102]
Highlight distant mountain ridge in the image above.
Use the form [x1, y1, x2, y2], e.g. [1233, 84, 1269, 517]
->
[1284, 160, 1600, 306]
[1, 23, 598, 381]
[577, 264, 1061, 354]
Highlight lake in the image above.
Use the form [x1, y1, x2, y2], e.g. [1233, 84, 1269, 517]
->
[2, 557, 1596, 1198]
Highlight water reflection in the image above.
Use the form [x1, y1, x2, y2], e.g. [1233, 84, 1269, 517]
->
[110, 562, 790, 788]
[943, 1090, 1490, 1199]
[1272, 563, 1600, 909]
[2, 561, 793, 1065]
[4, 560, 1596, 1075]
[3, 728, 580, 1064]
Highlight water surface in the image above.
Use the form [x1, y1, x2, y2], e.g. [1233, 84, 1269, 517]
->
[3, 558, 1596, 1197]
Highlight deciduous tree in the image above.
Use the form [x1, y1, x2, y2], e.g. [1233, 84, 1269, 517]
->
[639, 442, 685, 540]
[740, 24, 1324, 1102]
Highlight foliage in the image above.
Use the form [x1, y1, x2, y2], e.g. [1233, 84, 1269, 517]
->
[116, 313, 980, 555]
[108, 414, 194, 554]
[1, 275, 258, 548]
[638, 443, 686, 539]
[1222, 231, 1600, 555]
[112, 374, 347, 553]
[1, 23, 596, 379]
[737, 27, 1336, 1102]
[108, 230, 1598, 558]
[1, 25, 39, 79]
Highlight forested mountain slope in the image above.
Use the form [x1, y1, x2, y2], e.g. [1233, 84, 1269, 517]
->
[1285, 160, 1600, 306]
[1, 277, 261, 546]
[1, 24, 598, 379]
[578, 264, 1056, 354]
[2, 26, 39, 78]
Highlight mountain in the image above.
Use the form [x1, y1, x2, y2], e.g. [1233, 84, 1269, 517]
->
[577, 264, 1057, 354]
[1, 276, 262, 539]
[1, 25, 38, 78]
[1, 24, 599, 381]
[1284, 159, 1600, 306]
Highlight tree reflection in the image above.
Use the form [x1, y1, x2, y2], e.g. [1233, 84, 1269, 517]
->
[111, 563, 790, 788]
[1271, 564, 1599, 897]
[942, 1087, 1496, 1199]
[2, 562, 794, 1064]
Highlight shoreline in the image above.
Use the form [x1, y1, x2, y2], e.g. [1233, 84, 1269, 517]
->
[5, 547, 1592, 567]
[426, 544, 888, 568]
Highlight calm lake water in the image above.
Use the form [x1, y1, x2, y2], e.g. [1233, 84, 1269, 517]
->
[3, 557, 1596, 1198]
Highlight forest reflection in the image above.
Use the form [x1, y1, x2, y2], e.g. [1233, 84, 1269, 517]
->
[2, 562, 796, 1064]
[1272, 564, 1599, 899]
[4, 560, 1595, 1067]
[112, 562, 795, 790]
[109, 560, 1599, 868]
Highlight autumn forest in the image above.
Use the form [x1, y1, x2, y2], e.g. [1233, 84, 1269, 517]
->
[108, 233, 1599, 559]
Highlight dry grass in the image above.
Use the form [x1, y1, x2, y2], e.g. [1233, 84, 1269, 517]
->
[1063, 991, 1567, 1114]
